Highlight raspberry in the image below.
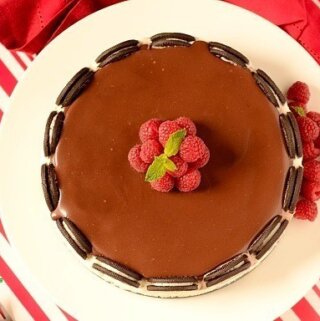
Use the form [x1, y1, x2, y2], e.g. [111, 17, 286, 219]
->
[176, 169, 201, 192]
[139, 119, 162, 143]
[150, 173, 174, 192]
[176, 117, 197, 136]
[301, 181, 320, 201]
[288, 102, 306, 117]
[315, 135, 320, 149]
[303, 141, 320, 160]
[140, 139, 162, 163]
[287, 81, 310, 104]
[294, 199, 318, 221]
[190, 145, 210, 169]
[158, 121, 181, 146]
[179, 136, 207, 163]
[296, 116, 319, 142]
[303, 160, 320, 182]
[307, 111, 320, 127]
[128, 145, 149, 173]
[167, 155, 188, 178]
[129, 116, 210, 193]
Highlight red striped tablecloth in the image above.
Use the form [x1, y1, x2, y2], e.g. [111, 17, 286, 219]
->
[0, 44, 320, 321]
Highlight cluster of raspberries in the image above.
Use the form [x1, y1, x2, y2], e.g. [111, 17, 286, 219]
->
[128, 117, 210, 192]
[287, 81, 320, 221]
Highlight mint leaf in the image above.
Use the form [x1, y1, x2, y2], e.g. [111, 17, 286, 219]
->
[293, 106, 306, 117]
[145, 129, 185, 182]
[164, 157, 177, 172]
[164, 129, 187, 157]
[145, 154, 167, 182]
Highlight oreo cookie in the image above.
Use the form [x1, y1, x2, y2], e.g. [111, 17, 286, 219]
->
[98, 46, 140, 68]
[50, 112, 65, 155]
[289, 166, 304, 213]
[279, 114, 296, 158]
[283, 166, 297, 211]
[208, 42, 249, 65]
[47, 164, 60, 210]
[287, 112, 303, 157]
[204, 253, 248, 281]
[150, 32, 195, 42]
[92, 263, 140, 288]
[208, 47, 247, 68]
[61, 70, 94, 107]
[206, 261, 251, 288]
[95, 40, 139, 63]
[43, 111, 57, 157]
[147, 284, 198, 291]
[41, 164, 60, 212]
[41, 164, 54, 212]
[147, 276, 197, 284]
[56, 218, 87, 259]
[256, 219, 289, 259]
[253, 73, 279, 107]
[96, 256, 142, 281]
[151, 39, 192, 49]
[248, 215, 282, 254]
[62, 218, 92, 254]
[256, 69, 286, 104]
[56, 68, 90, 106]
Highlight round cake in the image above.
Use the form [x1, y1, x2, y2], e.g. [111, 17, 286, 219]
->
[41, 33, 303, 297]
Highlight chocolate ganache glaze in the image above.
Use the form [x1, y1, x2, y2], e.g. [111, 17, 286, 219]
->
[53, 41, 290, 278]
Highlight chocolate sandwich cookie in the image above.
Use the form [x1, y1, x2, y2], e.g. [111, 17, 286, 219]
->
[208, 46, 247, 67]
[248, 215, 282, 254]
[204, 253, 249, 281]
[98, 46, 140, 68]
[289, 166, 303, 212]
[56, 218, 87, 259]
[95, 39, 140, 64]
[92, 263, 140, 288]
[56, 67, 91, 106]
[147, 276, 197, 283]
[283, 166, 304, 213]
[150, 32, 195, 42]
[146, 284, 198, 291]
[151, 39, 192, 49]
[62, 218, 92, 254]
[61, 70, 94, 107]
[253, 72, 279, 107]
[287, 112, 303, 157]
[279, 114, 296, 158]
[205, 261, 251, 288]
[208, 42, 249, 65]
[255, 219, 289, 260]
[50, 112, 65, 155]
[41, 164, 59, 212]
[41, 164, 53, 212]
[256, 69, 286, 104]
[43, 111, 57, 157]
[96, 256, 142, 281]
[283, 166, 297, 211]
[147, 276, 198, 292]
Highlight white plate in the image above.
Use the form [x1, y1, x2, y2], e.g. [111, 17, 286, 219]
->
[0, 0, 320, 320]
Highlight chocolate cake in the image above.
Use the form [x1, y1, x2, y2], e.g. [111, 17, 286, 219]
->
[41, 33, 303, 297]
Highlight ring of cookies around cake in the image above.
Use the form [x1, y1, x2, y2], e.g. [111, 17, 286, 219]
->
[41, 32, 303, 294]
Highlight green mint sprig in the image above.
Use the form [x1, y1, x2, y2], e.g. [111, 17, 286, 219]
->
[292, 106, 306, 117]
[145, 129, 186, 182]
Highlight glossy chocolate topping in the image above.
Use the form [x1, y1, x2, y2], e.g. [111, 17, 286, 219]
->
[54, 41, 289, 277]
